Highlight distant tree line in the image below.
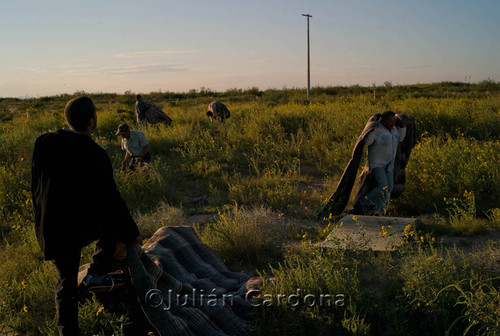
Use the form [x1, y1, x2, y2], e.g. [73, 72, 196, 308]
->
[1, 80, 499, 121]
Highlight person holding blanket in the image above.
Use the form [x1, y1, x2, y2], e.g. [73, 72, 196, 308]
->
[207, 100, 230, 122]
[318, 111, 416, 219]
[135, 94, 148, 128]
[136, 94, 172, 127]
[359, 110, 406, 214]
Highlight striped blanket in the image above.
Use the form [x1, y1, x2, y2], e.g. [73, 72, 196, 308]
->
[126, 226, 252, 336]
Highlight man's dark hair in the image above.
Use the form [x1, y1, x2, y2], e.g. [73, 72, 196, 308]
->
[64, 96, 96, 132]
[381, 110, 395, 121]
[136, 95, 142, 101]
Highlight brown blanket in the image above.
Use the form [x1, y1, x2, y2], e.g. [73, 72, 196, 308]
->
[144, 101, 173, 125]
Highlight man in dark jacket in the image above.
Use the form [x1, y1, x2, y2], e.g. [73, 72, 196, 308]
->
[31, 96, 142, 336]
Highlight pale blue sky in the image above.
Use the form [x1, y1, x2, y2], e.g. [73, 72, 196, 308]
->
[1, 0, 499, 97]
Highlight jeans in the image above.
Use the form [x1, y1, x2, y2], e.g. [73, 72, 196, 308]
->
[360, 165, 394, 215]
[138, 117, 148, 128]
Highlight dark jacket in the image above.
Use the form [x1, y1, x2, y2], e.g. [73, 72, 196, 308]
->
[31, 129, 140, 260]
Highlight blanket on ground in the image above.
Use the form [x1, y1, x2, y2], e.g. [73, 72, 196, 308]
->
[319, 114, 416, 218]
[126, 226, 252, 336]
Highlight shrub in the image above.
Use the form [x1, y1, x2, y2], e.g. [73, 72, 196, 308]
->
[394, 135, 500, 215]
[135, 203, 186, 239]
[115, 160, 179, 211]
[431, 278, 500, 336]
[196, 204, 289, 268]
[446, 191, 488, 236]
[486, 208, 500, 230]
[252, 245, 363, 335]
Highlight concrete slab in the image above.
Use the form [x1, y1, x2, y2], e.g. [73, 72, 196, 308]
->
[322, 215, 417, 251]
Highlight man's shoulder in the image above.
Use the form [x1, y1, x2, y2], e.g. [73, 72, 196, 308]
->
[35, 131, 55, 143]
[136, 101, 149, 109]
[372, 124, 385, 134]
[130, 130, 145, 136]
[35, 129, 69, 145]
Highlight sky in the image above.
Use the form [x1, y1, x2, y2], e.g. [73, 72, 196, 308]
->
[0, 0, 499, 98]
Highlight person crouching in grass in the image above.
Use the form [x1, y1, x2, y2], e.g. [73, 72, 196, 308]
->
[115, 123, 151, 171]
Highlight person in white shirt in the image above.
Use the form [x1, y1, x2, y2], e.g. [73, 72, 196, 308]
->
[359, 111, 406, 214]
[115, 123, 151, 170]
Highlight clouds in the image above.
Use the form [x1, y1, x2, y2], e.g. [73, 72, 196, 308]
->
[55, 49, 194, 75]
[63, 63, 188, 75]
[115, 50, 196, 58]
[22, 68, 51, 74]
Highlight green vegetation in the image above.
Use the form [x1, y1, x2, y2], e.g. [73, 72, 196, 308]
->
[1, 82, 499, 335]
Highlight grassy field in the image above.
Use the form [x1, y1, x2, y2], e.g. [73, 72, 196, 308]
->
[0, 82, 499, 335]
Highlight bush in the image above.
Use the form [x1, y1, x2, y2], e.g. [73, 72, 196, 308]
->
[394, 135, 500, 215]
[486, 208, 500, 230]
[135, 203, 186, 239]
[431, 278, 500, 336]
[196, 204, 289, 268]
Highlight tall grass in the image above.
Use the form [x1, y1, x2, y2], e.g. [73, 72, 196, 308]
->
[393, 134, 500, 215]
[196, 204, 289, 269]
[0, 86, 499, 335]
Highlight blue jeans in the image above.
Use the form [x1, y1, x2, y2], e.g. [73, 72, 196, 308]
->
[360, 166, 394, 215]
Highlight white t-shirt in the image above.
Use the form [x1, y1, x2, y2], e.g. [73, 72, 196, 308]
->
[121, 130, 148, 156]
[365, 123, 406, 171]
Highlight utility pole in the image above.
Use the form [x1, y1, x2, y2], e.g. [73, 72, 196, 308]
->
[302, 14, 312, 100]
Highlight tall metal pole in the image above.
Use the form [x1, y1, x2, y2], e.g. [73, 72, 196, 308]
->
[302, 14, 312, 100]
